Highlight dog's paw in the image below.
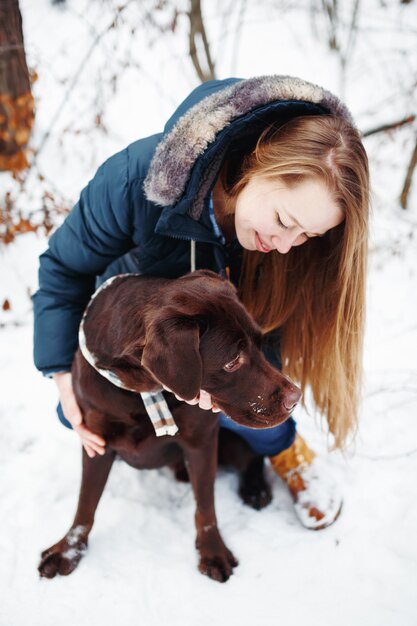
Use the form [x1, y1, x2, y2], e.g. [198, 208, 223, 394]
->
[196, 527, 238, 583]
[38, 527, 88, 579]
[239, 474, 272, 510]
[198, 548, 238, 583]
[38, 540, 87, 579]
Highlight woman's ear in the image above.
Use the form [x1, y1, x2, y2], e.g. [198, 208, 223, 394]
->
[141, 316, 202, 401]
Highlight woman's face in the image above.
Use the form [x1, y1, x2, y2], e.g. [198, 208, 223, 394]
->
[234, 176, 344, 254]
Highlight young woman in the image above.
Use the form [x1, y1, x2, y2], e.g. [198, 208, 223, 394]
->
[33, 75, 370, 530]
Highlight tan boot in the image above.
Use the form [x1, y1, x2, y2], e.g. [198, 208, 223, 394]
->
[269, 433, 343, 530]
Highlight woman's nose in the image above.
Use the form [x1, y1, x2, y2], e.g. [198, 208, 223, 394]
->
[272, 230, 300, 254]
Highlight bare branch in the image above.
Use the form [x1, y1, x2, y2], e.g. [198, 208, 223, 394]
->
[362, 114, 415, 137]
[344, 0, 360, 64]
[188, 0, 215, 83]
[32, 4, 132, 165]
[400, 136, 417, 209]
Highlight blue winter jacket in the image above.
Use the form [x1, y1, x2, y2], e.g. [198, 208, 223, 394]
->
[33, 75, 354, 376]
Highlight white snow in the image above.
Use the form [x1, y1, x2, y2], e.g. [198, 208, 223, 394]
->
[1, 1, 416, 625]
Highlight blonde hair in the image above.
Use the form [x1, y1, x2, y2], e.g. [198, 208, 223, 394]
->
[222, 115, 370, 449]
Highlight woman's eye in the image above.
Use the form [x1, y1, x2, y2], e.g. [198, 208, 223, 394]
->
[224, 353, 242, 371]
[276, 213, 289, 230]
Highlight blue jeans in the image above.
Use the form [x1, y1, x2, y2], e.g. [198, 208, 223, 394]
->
[56, 403, 296, 456]
[57, 403, 73, 429]
[218, 412, 296, 456]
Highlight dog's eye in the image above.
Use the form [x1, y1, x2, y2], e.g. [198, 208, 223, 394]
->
[223, 352, 242, 372]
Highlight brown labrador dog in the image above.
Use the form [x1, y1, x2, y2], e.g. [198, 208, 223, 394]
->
[38, 270, 300, 583]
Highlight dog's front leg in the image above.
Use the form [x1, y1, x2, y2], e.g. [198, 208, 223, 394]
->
[183, 425, 238, 583]
[38, 447, 116, 579]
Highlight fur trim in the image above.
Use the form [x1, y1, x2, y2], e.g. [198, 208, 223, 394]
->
[143, 75, 355, 209]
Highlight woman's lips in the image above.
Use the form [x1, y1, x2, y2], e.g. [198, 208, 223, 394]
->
[255, 232, 271, 253]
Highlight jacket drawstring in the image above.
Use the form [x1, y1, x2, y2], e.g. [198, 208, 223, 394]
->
[190, 239, 196, 272]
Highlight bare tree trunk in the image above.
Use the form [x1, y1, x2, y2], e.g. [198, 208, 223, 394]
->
[0, 0, 35, 172]
[188, 0, 216, 83]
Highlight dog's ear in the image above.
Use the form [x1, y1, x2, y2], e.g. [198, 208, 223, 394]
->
[141, 314, 202, 401]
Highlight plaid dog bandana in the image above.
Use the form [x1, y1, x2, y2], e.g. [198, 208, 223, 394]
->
[78, 274, 179, 437]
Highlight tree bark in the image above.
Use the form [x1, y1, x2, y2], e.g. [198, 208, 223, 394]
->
[188, 0, 215, 83]
[0, 0, 35, 172]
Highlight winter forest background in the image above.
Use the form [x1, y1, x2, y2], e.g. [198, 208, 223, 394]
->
[1, 1, 416, 625]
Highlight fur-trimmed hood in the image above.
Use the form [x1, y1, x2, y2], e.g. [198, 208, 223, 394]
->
[144, 75, 355, 221]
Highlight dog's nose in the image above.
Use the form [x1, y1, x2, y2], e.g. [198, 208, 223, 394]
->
[282, 384, 301, 411]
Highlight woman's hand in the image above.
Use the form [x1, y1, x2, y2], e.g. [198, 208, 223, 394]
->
[162, 386, 221, 412]
[53, 372, 106, 458]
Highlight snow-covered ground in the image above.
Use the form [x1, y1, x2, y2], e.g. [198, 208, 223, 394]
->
[1, 1, 416, 625]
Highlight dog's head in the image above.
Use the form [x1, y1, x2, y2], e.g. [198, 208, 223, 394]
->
[141, 270, 300, 428]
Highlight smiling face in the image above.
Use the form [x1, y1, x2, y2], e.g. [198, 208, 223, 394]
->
[233, 176, 344, 254]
